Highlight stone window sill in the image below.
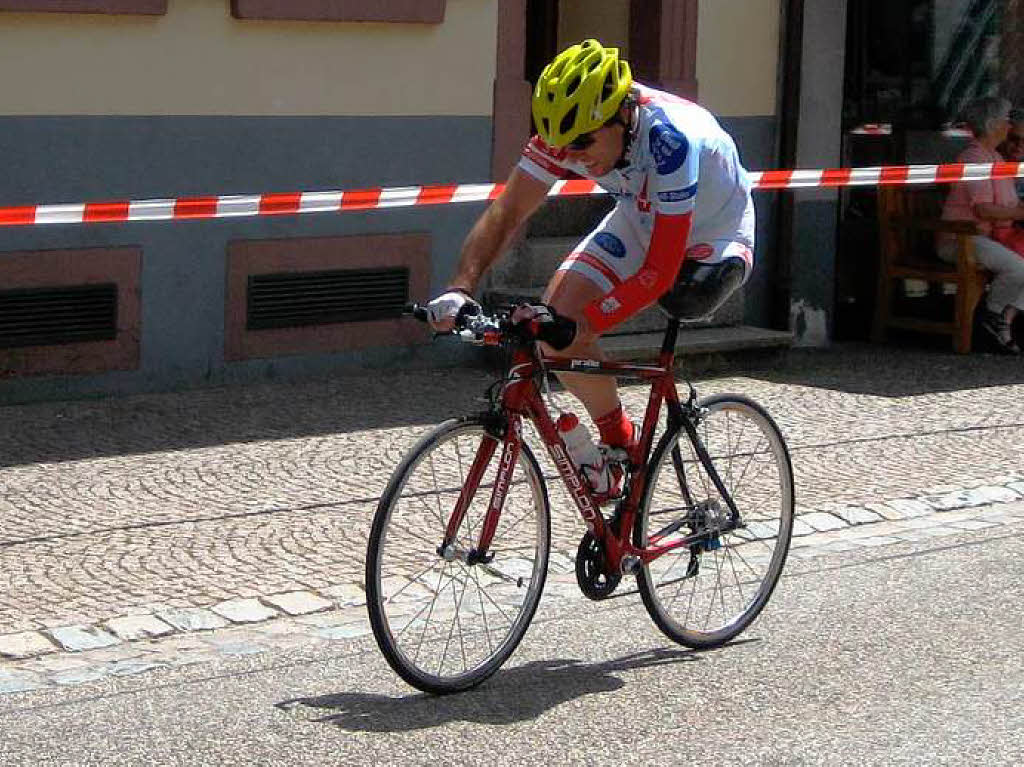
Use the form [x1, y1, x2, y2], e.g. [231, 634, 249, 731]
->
[230, 1, 445, 23]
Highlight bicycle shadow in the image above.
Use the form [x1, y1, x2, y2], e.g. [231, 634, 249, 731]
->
[276, 641, 756, 732]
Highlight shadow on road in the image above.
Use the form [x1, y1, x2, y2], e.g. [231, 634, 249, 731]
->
[736, 343, 1024, 398]
[275, 646, 717, 731]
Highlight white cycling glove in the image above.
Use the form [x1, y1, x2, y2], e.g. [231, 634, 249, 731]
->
[426, 290, 480, 325]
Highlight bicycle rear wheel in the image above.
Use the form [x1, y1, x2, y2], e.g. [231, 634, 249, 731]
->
[366, 417, 550, 694]
[635, 394, 794, 649]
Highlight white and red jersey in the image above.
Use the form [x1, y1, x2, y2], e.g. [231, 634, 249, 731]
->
[518, 83, 755, 249]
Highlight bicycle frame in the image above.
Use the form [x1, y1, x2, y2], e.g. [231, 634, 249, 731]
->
[443, 318, 742, 575]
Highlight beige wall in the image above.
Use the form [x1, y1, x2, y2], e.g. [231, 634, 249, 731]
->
[697, 0, 780, 117]
[557, 0, 630, 54]
[0, 0, 497, 116]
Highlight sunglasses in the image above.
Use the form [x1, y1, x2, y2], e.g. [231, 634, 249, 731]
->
[566, 114, 624, 151]
[567, 132, 597, 151]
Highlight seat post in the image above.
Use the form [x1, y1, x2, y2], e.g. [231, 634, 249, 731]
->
[661, 317, 680, 357]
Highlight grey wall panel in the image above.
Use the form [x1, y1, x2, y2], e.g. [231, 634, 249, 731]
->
[720, 114, 779, 329]
[0, 116, 492, 204]
[0, 116, 492, 403]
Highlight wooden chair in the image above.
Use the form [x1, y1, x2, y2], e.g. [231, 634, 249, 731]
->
[872, 186, 989, 353]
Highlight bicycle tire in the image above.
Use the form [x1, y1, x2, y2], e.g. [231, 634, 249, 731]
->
[634, 394, 794, 649]
[366, 416, 551, 694]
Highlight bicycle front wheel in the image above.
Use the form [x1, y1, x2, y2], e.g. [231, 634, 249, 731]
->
[635, 394, 794, 649]
[366, 417, 550, 694]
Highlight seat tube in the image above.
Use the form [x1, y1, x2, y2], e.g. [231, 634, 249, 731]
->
[474, 414, 524, 556]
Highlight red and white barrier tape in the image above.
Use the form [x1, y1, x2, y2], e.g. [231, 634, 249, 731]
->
[1, 161, 1022, 227]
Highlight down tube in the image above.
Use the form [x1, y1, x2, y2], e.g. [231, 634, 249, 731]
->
[528, 397, 604, 536]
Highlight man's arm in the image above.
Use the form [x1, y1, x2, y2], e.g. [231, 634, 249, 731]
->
[447, 168, 551, 293]
[581, 211, 693, 335]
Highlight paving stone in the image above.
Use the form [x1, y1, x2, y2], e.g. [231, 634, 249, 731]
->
[791, 518, 815, 537]
[105, 614, 176, 641]
[0, 669, 49, 694]
[830, 506, 885, 526]
[881, 498, 935, 518]
[800, 512, 848, 532]
[212, 598, 280, 624]
[108, 659, 168, 677]
[923, 489, 980, 512]
[319, 584, 367, 608]
[156, 608, 230, 633]
[261, 591, 333, 616]
[49, 667, 108, 686]
[962, 485, 1021, 505]
[317, 624, 372, 641]
[206, 641, 269, 656]
[31, 655, 93, 674]
[46, 625, 121, 653]
[863, 502, 908, 521]
[0, 631, 58, 660]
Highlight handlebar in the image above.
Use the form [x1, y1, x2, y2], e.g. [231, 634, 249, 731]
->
[404, 302, 576, 349]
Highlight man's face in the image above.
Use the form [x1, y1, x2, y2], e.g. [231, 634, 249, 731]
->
[1003, 124, 1024, 161]
[563, 117, 625, 177]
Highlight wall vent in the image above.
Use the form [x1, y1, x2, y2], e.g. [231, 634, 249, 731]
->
[0, 283, 118, 349]
[246, 267, 409, 331]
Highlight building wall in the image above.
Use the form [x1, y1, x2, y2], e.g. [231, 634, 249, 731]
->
[698, 0, 782, 329]
[697, 0, 780, 118]
[0, 0, 497, 116]
[0, 0, 499, 403]
[789, 0, 847, 345]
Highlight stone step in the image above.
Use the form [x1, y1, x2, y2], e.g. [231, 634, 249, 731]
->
[483, 237, 579, 292]
[601, 325, 794, 363]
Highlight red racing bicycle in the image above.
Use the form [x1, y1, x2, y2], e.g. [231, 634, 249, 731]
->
[366, 304, 794, 694]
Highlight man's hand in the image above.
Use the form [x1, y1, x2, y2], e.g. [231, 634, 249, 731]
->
[509, 303, 578, 350]
[425, 290, 480, 331]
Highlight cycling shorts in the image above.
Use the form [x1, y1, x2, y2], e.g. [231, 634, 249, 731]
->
[556, 201, 755, 295]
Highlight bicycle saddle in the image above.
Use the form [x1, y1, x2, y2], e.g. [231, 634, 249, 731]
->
[657, 256, 746, 321]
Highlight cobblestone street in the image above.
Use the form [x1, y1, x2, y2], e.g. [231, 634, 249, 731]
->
[1, 342, 1023, 691]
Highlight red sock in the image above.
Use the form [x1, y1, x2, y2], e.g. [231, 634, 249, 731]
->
[595, 404, 634, 448]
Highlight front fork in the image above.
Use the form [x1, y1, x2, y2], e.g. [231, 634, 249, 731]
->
[438, 413, 521, 566]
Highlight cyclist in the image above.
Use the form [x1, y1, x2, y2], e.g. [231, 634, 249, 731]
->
[427, 39, 755, 492]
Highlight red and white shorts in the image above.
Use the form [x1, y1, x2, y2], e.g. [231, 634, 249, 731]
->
[556, 204, 755, 294]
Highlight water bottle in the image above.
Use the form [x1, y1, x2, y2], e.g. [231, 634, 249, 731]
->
[556, 413, 611, 494]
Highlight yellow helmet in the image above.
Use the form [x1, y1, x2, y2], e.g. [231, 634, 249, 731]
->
[532, 39, 633, 148]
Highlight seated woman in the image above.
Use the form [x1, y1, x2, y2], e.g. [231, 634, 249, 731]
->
[996, 108, 1024, 200]
[940, 96, 1024, 354]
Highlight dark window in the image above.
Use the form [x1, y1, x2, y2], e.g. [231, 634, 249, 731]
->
[844, 0, 1013, 138]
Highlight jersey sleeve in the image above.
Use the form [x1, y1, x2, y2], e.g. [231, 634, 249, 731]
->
[582, 211, 693, 334]
[646, 119, 700, 216]
[517, 136, 573, 187]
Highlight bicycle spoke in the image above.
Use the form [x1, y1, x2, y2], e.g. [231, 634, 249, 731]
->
[368, 420, 549, 693]
[637, 396, 793, 650]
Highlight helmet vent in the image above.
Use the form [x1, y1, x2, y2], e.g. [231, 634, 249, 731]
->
[560, 106, 578, 137]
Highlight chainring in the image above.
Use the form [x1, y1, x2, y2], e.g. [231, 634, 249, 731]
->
[575, 531, 622, 601]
